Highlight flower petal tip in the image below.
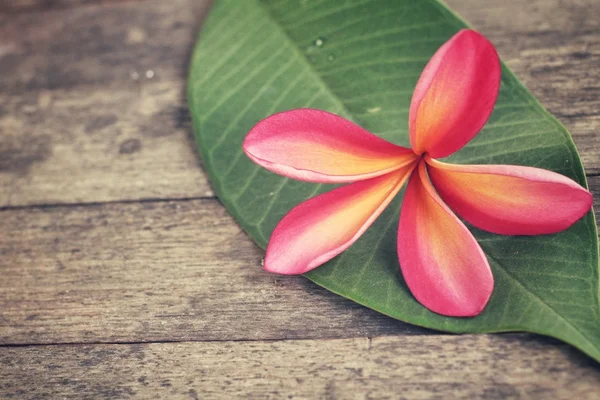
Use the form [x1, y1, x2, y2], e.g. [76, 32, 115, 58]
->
[244, 108, 416, 183]
[427, 158, 594, 235]
[263, 257, 311, 276]
[417, 286, 493, 317]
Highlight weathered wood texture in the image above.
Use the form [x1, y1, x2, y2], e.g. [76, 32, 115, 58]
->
[0, 1, 214, 206]
[0, 0, 207, 92]
[1, 0, 600, 398]
[0, 0, 599, 207]
[0, 80, 213, 206]
[0, 198, 426, 345]
[2, 335, 600, 400]
[2, 179, 600, 346]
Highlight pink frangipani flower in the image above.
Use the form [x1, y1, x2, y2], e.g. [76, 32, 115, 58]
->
[242, 29, 593, 317]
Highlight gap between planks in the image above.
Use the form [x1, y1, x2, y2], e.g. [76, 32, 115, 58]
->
[0, 195, 218, 213]
[2, 171, 600, 212]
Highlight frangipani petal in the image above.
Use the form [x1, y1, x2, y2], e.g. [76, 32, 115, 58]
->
[265, 164, 415, 275]
[244, 108, 416, 183]
[409, 29, 501, 158]
[398, 161, 494, 317]
[426, 157, 593, 235]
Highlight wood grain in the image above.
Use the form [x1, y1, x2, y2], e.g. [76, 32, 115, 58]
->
[1, 335, 599, 399]
[0, 197, 426, 345]
[0, 0, 208, 92]
[0, 80, 212, 207]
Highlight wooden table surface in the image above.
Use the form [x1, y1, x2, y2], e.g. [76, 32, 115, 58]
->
[1, 0, 599, 398]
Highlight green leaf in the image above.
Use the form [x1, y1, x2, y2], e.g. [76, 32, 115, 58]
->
[188, 0, 600, 361]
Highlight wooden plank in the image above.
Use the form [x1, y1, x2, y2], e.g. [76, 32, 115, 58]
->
[0, 0, 213, 207]
[0, 0, 210, 92]
[2, 175, 600, 345]
[1, 335, 599, 399]
[0, 197, 426, 345]
[0, 80, 213, 207]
